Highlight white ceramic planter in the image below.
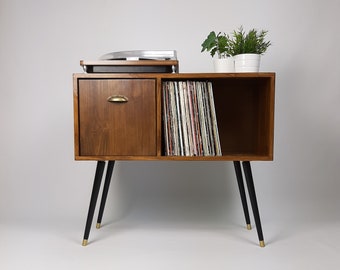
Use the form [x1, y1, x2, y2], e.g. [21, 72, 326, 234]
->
[234, 53, 261, 72]
[213, 58, 235, 72]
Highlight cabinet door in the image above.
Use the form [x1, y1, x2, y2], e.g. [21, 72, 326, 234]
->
[78, 79, 156, 156]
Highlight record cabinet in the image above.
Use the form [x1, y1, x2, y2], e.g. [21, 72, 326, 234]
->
[73, 72, 275, 247]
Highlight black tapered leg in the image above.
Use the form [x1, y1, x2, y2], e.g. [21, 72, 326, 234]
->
[242, 161, 265, 247]
[96, 160, 115, 229]
[82, 161, 106, 246]
[233, 161, 251, 230]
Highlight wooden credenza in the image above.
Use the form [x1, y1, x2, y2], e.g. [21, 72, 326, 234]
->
[73, 72, 275, 247]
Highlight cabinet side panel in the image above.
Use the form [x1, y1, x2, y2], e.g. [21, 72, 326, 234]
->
[73, 75, 80, 157]
[252, 76, 275, 159]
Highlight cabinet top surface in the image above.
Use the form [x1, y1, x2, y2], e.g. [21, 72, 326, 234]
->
[73, 72, 275, 79]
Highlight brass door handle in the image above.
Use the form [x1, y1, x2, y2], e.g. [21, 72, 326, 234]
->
[107, 95, 128, 103]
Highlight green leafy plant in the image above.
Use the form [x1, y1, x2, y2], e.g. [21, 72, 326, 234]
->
[229, 26, 271, 55]
[201, 31, 232, 58]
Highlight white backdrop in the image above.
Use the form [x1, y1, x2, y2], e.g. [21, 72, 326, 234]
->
[1, 0, 340, 269]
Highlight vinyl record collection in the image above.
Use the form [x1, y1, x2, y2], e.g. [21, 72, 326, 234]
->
[162, 80, 222, 156]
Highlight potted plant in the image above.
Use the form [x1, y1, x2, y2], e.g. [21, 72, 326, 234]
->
[201, 31, 234, 72]
[229, 26, 271, 72]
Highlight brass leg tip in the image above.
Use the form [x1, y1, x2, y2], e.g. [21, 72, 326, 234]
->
[96, 223, 101, 229]
[82, 239, 88, 246]
[259, 240, 265, 247]
[246, 224, 252, 230]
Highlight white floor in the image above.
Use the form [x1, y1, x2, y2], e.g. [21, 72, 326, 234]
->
[1, 198, 339, 270]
